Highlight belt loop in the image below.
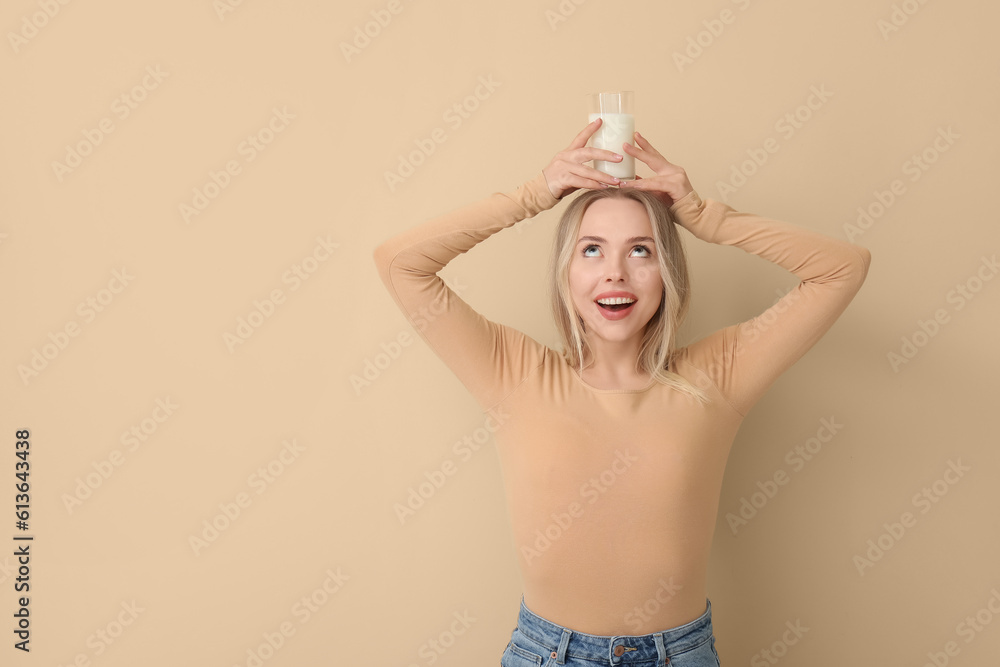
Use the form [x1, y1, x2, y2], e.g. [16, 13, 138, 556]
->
[555, 628, 571, 664]
[653, 632, 667, 667]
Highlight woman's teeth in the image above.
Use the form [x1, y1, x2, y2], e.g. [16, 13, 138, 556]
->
[597, 297, 636, 312]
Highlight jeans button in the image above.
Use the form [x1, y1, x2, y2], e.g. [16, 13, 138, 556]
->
[613, 645, 625, 657]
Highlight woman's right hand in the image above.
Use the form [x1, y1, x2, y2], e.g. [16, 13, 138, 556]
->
[542, 118, 624, 199]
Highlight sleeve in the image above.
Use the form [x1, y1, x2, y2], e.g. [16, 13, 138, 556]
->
[372, 171, 562, 412]
[672, 190, 872, 417]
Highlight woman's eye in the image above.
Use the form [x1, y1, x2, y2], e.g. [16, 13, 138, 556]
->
[581, 244, 651, 258]
[631, 245, 651, 257]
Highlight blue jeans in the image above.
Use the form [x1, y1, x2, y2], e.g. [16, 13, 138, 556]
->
[501, 597, 721, 667]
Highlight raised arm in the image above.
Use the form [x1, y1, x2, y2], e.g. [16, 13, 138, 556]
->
[372, 120, 624, 410]
[622, 132, 871, 416]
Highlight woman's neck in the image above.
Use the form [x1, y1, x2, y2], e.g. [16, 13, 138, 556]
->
[579, 342, 650, 390]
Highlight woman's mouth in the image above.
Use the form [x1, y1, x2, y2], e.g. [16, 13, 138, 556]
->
[596, 296, 636, 320]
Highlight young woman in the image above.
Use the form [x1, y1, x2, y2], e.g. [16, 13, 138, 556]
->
[373, 119, 871, 667]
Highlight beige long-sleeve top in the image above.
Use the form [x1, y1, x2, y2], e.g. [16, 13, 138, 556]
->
[373, 172, 871, 634]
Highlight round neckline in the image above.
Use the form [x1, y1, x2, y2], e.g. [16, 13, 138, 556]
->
[569, 366, 657, 394]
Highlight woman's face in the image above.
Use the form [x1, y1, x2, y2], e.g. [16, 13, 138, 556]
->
[568, 198, 664, 347]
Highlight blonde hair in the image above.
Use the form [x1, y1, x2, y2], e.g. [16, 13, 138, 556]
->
[548, 187, 707, 402]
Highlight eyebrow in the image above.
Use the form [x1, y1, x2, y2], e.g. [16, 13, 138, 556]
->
[577, 235, 655, 245]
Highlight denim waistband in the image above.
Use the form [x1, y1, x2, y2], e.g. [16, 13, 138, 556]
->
[513, 596, 714, 665]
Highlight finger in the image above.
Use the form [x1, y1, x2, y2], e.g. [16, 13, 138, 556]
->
[577, 164, 622, 186]
[567, 176, 617, 192]
[622, 140, 658, 168]
[569, 146, 623, 164]
[586, 179, 618, 190]
[632, 131, 658, 152]
[619, 175, 662, 190]
[567, 118, 603, 150]
[626, 139, 674, 173]
[619, 176, 646, 188]
[621, 141, 648, 159]
[633, 132, 671, 163]
[568, 164, 621, 188]
[594, 148, 624, 163]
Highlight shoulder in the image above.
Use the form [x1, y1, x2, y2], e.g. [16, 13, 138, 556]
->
[670, 325, 742, 391]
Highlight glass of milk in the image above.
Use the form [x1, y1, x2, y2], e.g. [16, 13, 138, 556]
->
[588, 91, 635, 180]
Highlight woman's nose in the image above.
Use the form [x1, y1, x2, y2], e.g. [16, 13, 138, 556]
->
[604, 257, 626, 281]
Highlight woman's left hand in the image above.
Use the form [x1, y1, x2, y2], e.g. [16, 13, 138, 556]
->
[619, 132, 694, 207]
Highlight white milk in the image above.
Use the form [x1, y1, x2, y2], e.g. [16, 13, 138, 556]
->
[588, 112, 635, 180]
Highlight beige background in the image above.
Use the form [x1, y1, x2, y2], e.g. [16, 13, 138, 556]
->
[2, 0, 998, 665]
